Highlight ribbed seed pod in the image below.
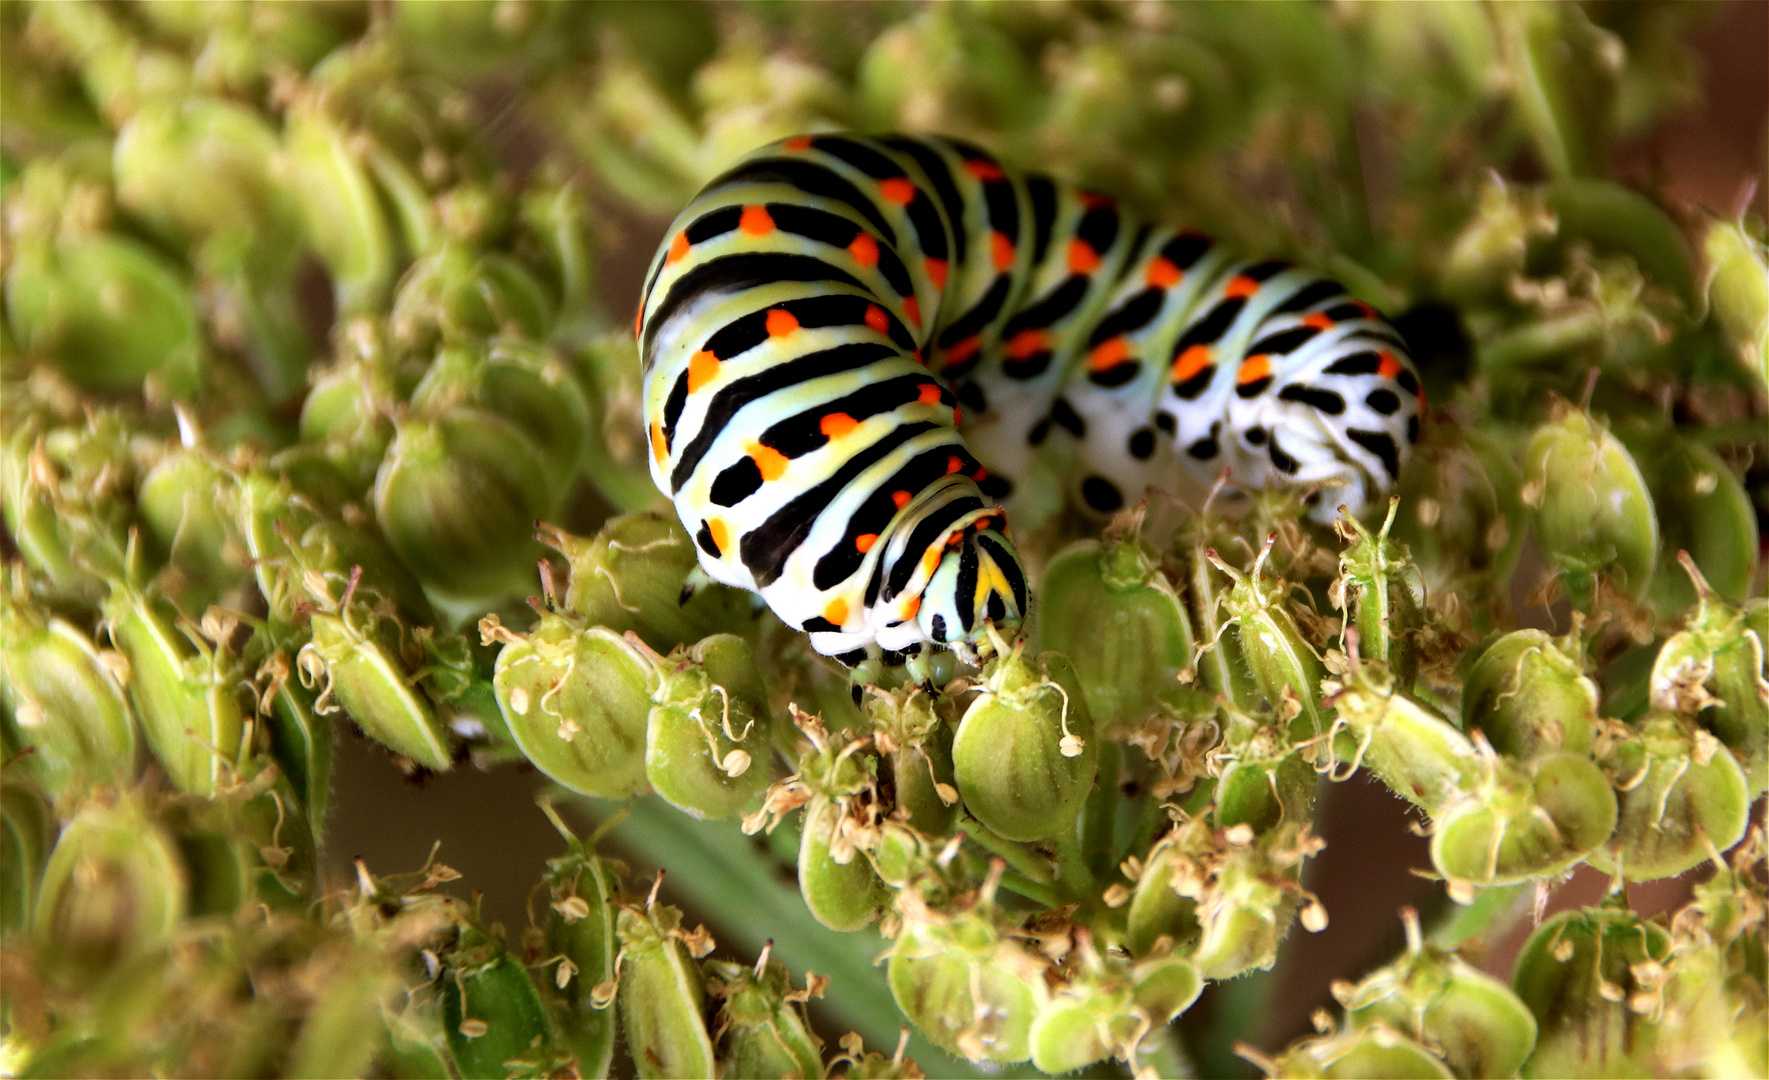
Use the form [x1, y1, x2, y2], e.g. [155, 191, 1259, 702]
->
[281, 103, 395, 314]
[287, 942, 398, 1080]
[391, 243, 554, 355]
[103, 587, 246, 797]
[1589, 714, 1748, 881]
[1124, 831, 1202, 959]
[1178, 514, 1257, 708]
[300, 608, 453, 773]
[888, 900, 1047, 1064]
[536, 801, 618, 1080]
[253, 643, 333, 836]
[1, 408, 138, 598]
[1334, 499, 1424, 692]
[1208, 537, 1329, 737]
[33, 794, 185, 978]
[1323, 652, 1479, 814]
[487, 613, 656, 799]
[540, 514, 756, 653]
[1701, 217, 1769, 390]
[1, 781, 54, 932]
[298, 326, 410, 492]
[613, 900, 717, 1080]
[1390, 423, 1525, 607]
[1627, 434, 1758, 619]
[792, 717, 887, 932]
[1028, 938, 1201, 1075]
[1440, 179, 1555, 306]
[645, 634, 772, 819]
[1460, 629, 1599, 759]
[0, 583, 136, 794]
[867, 685, 957, 835]
[1510, 906, 1674, 1079]
[1429, 750, 1617, 887]
[1038, 526, 1196, 727]
[440, 923, 561, 1080]
[1263, 1024, 1455, 1079]
[137, 446, 244, 611]
[1523, 403, 1659, 604]
[1339, 911, 1538, 1080]
[706, 951, 825, 1080]
[953, 646, 1097, 843]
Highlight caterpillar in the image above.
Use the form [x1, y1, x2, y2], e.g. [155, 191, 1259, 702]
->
[636, 134, 1423, 663]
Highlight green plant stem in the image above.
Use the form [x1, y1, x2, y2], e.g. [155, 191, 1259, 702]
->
[957, 817, 1055, 885]
[996, 870, 1060, 908]
[1427, 881, 1535, 952]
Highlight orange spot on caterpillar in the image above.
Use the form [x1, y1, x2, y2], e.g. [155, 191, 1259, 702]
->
[953, 406, 962, 426]
[1355, 300, 1379, 320]
[1068, 239, 1101, 274]
[942, 336, 981, 365]
[666, 232, 690, 264]
[878, 177, 916, 205]
[946, 456, 964, 474]
[964, 158, 1006, 181]
[820, 412, 860, 438]
[1171, 344, 1212, 382]
[991, 231, 1016, 272]
[650, 422, 667, 462]
[917, 383, 944, 406]
[891, 490, 912, 509]
[855, 533, 878, 553]
[1377, 351, 1403, 379]
[707, 518, 729, 555]
[750, 443, 789, 481]
[1077, 190, 1114, 210]
[972, 467, 988, 481]
[848, 232, 879, 267]
[923, 258, 948, 289]
[739, 205, 775, 236]
[766, 308, 800, 338]
[1238, 354, 1272, 385]
[1004, 329, 1048, 360]
[633, 306, 643, 340]
[864, 303, 890, 334]
[1088, 337, 1131, 371]
[901, 595, 920, 618]
[1145, 257, 1183, 288]
[783, 135, 814, 152]
[1225, 275, 1259, 299]
[903, 295, 924, 328]
[687, 350, 720, 393]
[1303, 311, 1336, 330]
[823, 598, 849, 626]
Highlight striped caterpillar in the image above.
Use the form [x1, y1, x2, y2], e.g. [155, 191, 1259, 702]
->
[636, 134, 1424, 663]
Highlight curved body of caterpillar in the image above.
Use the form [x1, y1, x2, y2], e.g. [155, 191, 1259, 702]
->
[637, 134, 1423, 662]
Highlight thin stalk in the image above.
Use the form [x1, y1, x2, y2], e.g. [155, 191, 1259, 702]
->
[1052, 821, 1097, 903]
[1427, 881, 1535, 952]
[957, 818, 1055, 885]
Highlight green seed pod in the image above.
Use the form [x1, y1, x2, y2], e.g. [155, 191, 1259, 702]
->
[574, 334, 662, 514]
[281, 104, 395, 314]
[1510, 906, 1673, 1079]
[4, 230, 205, 396]
[138, 446, 244, 611]
[517, 173, 594, 331]
[2, 406, 139, 599]
[1543, 179, 1698, 309]
[1028, 939, 1201, 1075]
[1037, 528, 1195, 727]
[287, 942, 398, 1080]
[34, 794, 185, 977]
[1208, 537, 1329, 737]
[1588, 715, 1748, 881]
[253, 645, 333, 836]
[1523, 402, 1659, 605]
[1263, 1024, 1455, 1080]
[440, 924, 559, 1080]
[867, 686, 957, 834]
[1214, 738, 1318, 836]
[103, 587, 247, 797]
[1441, 179, 1555, 306]
[953, 645, 1096, 842]
[1390, 423, 1525, 606]
[113, 96, 299, 271]
[0, 584, 135, 794]
[487, 614, 656, 799]
[613, 900, 717, 1080]
[300, 608, 453, 773]
[1632, 436, 1759, 619]
[1429, 750, 1617, 886]
[1461, 629, 1599, 758]
[391, 244, 554, 356]
[1324, 651, 1479, 813]
[536, 801, 618, 1080]
[1, 780, 54, 931]
[645, 634, 772, 819]
[1333, 499, 1424, 692]
[539, 514, 755, 652]
[1703, 217, 1769, 388]
[773, 713, 888, 931]
[408, 338, 592, 506]
[706, 950, 825, 1080]
[1704, 599, 1769, 794]
[374, 410, 554, 603]
[1189, 842, 1305, 981]
[889, 904, 1046, 1063]
[1124, 832, 1201, 959]
[298, 329, 409, 492]
[1340, 910, 1538, 1080]
[799, 794, 886, 933]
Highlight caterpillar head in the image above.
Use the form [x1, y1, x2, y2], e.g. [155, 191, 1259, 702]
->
[916, 519, 1029, 663]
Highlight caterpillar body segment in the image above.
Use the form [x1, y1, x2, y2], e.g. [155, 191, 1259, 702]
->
[637, 134, 1422, 660]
